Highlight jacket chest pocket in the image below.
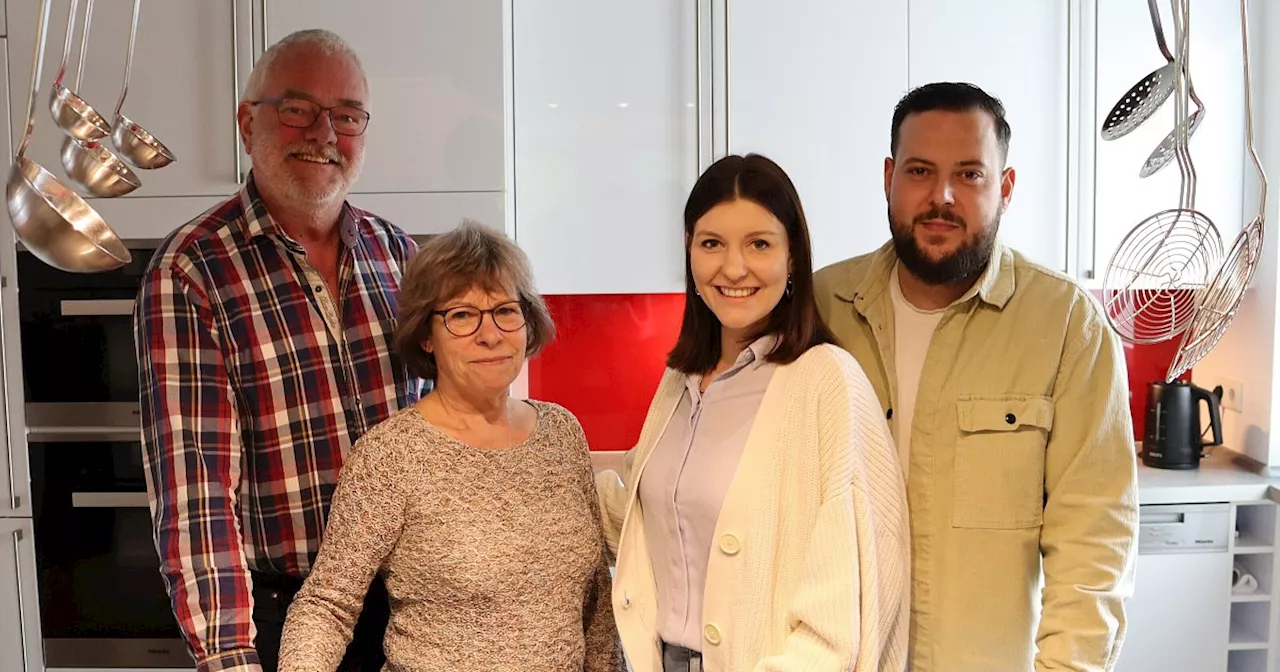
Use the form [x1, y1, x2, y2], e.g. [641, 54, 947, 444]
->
[952, 394, 1053, 529]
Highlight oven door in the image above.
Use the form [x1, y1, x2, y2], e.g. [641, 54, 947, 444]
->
[17, 248, 155, 409]
[28, 403, 192, 668]
[19, 292, 140, 408]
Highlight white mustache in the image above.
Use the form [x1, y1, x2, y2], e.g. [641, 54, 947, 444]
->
[286, 145, 343, 165]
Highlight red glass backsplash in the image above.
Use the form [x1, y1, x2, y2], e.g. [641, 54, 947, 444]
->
[528, 294, 686, 451]
[528, 293, 1183, 450]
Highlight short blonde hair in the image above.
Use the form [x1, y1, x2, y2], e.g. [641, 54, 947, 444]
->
[394, 221, 555, 380]
[242, 29, 367, 102]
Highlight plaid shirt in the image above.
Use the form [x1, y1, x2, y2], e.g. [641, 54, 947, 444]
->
[135, 176, 422, 672]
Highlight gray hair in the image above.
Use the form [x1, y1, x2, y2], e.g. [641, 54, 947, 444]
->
[241, 29, 367, 102]
[393, 221, 556, 381]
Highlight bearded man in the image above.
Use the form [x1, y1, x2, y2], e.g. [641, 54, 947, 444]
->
[814, 81, 1139, 672]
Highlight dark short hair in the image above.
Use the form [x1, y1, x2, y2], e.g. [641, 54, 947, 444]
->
[666, 153, 837, 374]
[393, 221, 555, 380]
[890, 82, 1012, 162]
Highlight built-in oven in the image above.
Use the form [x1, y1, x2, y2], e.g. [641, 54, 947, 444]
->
[27, 405, 190, 668]
[18, 248, 192, 668]
[17, 249, 150, 409]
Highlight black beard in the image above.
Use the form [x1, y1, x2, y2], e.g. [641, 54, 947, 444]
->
[889, 205, 999, 286]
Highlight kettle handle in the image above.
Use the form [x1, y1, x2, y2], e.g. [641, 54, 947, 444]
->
[1192, 384, 1224, 448]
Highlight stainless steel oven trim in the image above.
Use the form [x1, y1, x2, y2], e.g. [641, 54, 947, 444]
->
[71, 492, 150, 509]
[58, 299, 136, 317]
[26, 402, 142, 442]
[43, 638, 194, 669]
[27, 427, 142, 443]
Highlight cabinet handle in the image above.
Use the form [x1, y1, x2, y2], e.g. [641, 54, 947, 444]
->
[13, 530, 30, 672]
[723, 0, 731, 153]
[231, 0, 242, 183]
[1, 296, 13, 509]
[261, 0, 269, 53]
[2, 424, 13, 511]
[2, 434, 13, 511]
[695, 0, 703, 174]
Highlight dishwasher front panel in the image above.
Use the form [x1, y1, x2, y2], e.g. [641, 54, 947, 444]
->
[1115, 504, 1232, 672]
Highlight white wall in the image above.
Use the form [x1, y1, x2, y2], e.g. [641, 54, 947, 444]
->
[1191, 0, 1279, 469]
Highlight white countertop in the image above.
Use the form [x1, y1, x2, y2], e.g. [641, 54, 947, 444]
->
[593, 446, 1280, 507]
[1136, 446, 1280, 505]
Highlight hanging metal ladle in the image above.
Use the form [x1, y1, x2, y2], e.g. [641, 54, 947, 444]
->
[1100, 0, 1180, 141]
[48, 0, 112, 143]
[60, 0, 142, 197]
[111, 0, 176, 170]
[1139, 0, 1207, 178]
[6, 0, 131, 273]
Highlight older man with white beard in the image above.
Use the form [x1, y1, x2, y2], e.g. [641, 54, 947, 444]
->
[134, 29, 421, 672]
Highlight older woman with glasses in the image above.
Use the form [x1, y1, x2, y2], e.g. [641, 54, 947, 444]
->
[277, 221, 623, 672]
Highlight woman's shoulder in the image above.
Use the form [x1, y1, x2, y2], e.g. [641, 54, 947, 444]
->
[525, 399, 588, 442]
[774, 344, 882, 419]
[350, 407, 433, 458]
[786, 343, 869, 386]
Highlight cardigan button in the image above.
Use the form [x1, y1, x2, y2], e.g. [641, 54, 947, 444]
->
[719, 534, 741, 556]
[1005, 413, 1017, 425]
[703, 623, 722, 646]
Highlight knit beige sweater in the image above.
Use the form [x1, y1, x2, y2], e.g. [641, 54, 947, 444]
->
[597, 344, 911, 671]
[278, 401, 624, 672]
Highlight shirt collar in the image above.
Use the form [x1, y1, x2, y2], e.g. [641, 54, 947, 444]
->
[684, 332, 779, 395]
[741, 332, 780, 369]
[837, 239, 1017, 316]
[237, 171, 361, 252]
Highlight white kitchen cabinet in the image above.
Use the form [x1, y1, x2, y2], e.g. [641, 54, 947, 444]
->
[1224, 502, 1280, 672]
[906, 0, 1070, 274]
[263, 0, 507, 235]
[1116, 545, 1232, 672]
[515, 0, 908, 295]
[0, 35, 31, 520]
[726, 0, 908, 271]
[0, 519, 44, 672]
[8, 0, 245, 240]
[512, 0, 698, 295]
[1085, 0, 1245, 285]
[8, 0, 506, 241]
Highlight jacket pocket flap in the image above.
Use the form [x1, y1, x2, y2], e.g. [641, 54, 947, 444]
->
[957, 395, 1054, 433]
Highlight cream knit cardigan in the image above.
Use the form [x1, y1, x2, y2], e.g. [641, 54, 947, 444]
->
[596, 344, 911, 672]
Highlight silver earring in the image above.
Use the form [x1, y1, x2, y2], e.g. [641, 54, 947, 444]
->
[785, 274, 794, 297]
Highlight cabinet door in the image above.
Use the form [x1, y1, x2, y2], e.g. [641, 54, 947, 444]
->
[1089, 0, 1244, 284]
[264, 0, 506, 235]
[0, 37, 31, 520]
[0, 519, 44, 672]
[1114, 550, 1231, 672]
[513, 0, 697, 295]
[907, 0, 1070, 274]
[726, 0, 908, 272]
[8, 0, 242, 208]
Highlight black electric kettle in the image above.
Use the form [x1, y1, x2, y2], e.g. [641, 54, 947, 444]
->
[1141, 380, 1223, 470]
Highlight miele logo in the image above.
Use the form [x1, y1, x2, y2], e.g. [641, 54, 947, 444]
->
[147, 648, 173, 655]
